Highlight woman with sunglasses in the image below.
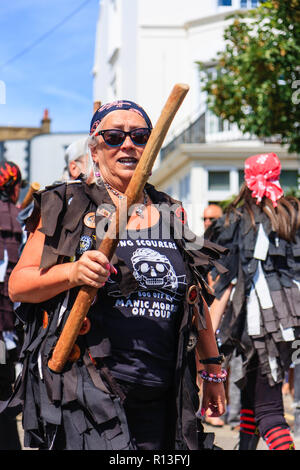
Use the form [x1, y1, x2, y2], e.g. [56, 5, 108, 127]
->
[7, 100, 226, 450]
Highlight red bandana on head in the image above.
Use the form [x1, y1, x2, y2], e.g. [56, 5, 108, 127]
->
[244, 153, 284, 208]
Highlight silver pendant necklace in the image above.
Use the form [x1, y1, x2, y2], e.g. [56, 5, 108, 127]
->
[103, 181, 148, 218]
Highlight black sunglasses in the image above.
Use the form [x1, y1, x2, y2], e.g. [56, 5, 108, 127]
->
[95, 128, 151, 147]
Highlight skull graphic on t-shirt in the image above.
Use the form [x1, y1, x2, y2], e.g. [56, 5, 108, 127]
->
[132, 248, 178, 290]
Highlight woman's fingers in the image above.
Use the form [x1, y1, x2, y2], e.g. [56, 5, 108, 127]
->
[83, 250, 110, 267]
[68, 250, 116, 287]
[206, 401, 226, 417]
[201, 382, 226, 417]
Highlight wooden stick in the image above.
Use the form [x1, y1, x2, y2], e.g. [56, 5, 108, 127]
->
[48, 83, 190, 373]
[93, 101, 101, 113]
[20, 182, 40, 209]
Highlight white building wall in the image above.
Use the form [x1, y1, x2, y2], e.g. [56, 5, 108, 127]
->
[137, 0, 218, 25]
[136, 27, 190, 129]
[3, 140, 28, 178]
[93, 0, 246, 136]
[120, 0, 138, 101]
[190, 165, 207, 235]
[93, 0, 110, 102]
[30, 133, 87, 189]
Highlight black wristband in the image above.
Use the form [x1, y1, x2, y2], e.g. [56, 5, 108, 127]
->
[199, 354, 224, 365]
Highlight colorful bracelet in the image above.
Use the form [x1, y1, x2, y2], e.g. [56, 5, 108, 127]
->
[199, 369, 227, 383]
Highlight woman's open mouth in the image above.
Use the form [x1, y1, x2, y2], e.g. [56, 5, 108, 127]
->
[117, 157, 138, 167]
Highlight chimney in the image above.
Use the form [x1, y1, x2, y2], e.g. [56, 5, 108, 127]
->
[41, 109, 51, 133]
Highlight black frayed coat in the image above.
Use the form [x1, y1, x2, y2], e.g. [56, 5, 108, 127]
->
[2, 181, 226, 450]
[208, 207, 300, 388]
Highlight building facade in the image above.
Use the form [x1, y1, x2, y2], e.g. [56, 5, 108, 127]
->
[0, 110, 88, 192]
[0, 110, 51, 185]
[93, 0, 299, 235]
[93, 0, 261, 137]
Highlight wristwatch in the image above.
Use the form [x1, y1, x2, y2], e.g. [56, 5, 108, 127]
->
[199, 354, 225, 365]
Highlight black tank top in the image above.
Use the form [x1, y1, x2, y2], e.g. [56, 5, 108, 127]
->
[101, 213, 187, 387]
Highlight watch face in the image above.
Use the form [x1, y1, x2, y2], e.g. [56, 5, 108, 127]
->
[214, 355, 224, 364]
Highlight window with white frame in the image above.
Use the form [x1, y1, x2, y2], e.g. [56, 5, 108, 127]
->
[208, 171, 230, 191]
[179, 173, 191, 203]
[238, 169, 244, 189]
[203, 66, 233, 136]
[280, 170, 299, 191]
[240, 0, 259, 8]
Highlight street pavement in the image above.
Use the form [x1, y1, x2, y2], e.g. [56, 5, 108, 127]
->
[203, 392, 299, 450]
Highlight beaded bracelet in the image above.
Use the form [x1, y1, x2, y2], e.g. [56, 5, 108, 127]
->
[199, 369, 227, 383]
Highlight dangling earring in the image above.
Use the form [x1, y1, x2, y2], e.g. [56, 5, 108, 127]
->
[93, 161, 101, 178]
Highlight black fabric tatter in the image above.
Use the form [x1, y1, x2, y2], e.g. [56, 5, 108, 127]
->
[0, 200, 23, 333]
[0, 200, 22, 234]
[207, 206, 300, 387]
[10, 180, 230, 450]
[27, 183, 103, 269]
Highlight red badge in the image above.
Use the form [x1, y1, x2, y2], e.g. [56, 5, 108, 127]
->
[78, 317, 91, 335]
[175, 206, 187, 225]
[187, 285, 198, 304]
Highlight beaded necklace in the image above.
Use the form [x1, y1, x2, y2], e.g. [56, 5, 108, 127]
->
[103, 181, 148, 218]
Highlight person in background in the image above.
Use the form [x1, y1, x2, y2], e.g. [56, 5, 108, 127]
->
[204, 204, 242, 432]
[203, 204, 223, 232]
[0, 161, 23, 450]
[63, 138, 93, 183]
[208, 153, 300, 450]
[200, 204, 227, 428]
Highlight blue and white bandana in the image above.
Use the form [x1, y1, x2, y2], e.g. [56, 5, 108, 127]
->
[90, 100, 153, 135]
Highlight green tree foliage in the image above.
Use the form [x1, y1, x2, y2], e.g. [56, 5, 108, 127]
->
[198, 0, 300, 154]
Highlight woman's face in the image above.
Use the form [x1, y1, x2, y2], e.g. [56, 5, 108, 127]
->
[91, 109, 149, 192]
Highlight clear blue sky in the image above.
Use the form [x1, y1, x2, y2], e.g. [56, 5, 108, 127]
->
[0, 0, 99, 133]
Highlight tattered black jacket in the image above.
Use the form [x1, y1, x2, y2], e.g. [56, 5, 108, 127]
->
[4, 181, 226, 450]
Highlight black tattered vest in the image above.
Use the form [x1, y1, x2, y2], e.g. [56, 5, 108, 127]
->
[16, 180, 227, 450]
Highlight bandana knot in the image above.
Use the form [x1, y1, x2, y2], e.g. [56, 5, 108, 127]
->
[244, 153, 283, 207]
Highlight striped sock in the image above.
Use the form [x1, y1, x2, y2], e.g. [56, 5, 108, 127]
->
[264, 426, 295, 450]
[240, 408, 259, 436]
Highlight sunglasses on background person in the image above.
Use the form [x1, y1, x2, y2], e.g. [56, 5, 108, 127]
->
[95, 128, 151, 147]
